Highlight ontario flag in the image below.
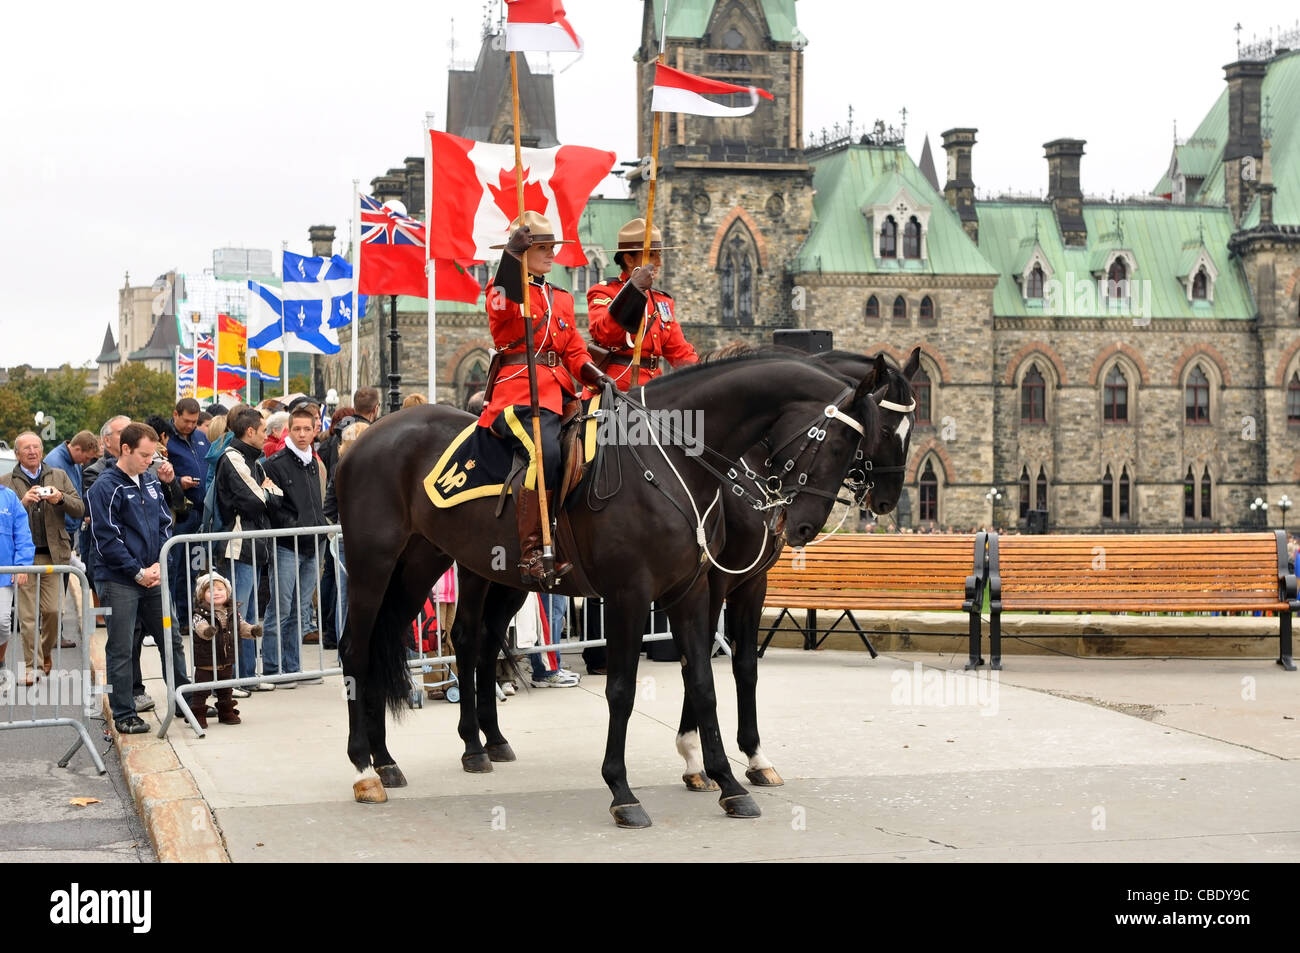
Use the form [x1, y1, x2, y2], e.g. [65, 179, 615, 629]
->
[359, 194, 482, 303]
[505, 0, 581, 53]
[428, 130, 615, 267]
[651, 63, 774, 117]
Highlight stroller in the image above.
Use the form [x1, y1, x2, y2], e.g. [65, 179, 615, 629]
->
[406, 594, 459, 707]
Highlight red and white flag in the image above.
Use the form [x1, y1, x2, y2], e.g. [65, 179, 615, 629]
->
[505, 0, 581, 53]
[651, 63, 774, 117]
[428, 130, 615, 268]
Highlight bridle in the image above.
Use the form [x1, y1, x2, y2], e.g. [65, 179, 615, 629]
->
[843, 393, 916, 508]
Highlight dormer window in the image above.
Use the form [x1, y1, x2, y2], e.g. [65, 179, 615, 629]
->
[1107, 259, 1128, 302]
[880, 217, 897, 258]
[1026, 263, 1045, 299]
[903, 217, 922, 259]
[1192, 267, 1208, 300]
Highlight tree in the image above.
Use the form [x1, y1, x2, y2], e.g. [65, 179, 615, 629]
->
[0, 385, 33, 447]
[90, 363, 176, 427]
[289, 373, 313, 397]
[12, 365, 93, 447]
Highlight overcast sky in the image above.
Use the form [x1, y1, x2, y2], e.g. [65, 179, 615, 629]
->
[2, 0, 1297, 368]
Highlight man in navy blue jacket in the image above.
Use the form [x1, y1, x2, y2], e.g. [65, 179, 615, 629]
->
[87, 422, 191, 734]
[164, 398, 209, 628]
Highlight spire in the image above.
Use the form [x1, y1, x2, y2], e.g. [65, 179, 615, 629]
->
[918, 135, 940, 192]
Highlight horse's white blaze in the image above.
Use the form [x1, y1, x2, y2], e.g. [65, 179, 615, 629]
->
[895, 416, 911, 446]
[355, 766, 379, 783]
[676, 731, 704, 774]
[748, 747, 774, 771]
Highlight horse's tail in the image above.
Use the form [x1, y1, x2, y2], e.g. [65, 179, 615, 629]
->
[370, 593, 416, 720]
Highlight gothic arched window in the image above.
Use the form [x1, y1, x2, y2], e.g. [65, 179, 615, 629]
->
[919, 460, 938, 522]
[1200, 467, 1212, 520]
[1185, 365, 1210, 424]
[865, 295, 879, 321]
[903, 216, 922, 259]
[1021, 364, 1045, 423]
[1103, 366, 1128, 422]
[1184, 467, 1196, 519]
[462, 358, 488, 410]
[1026, 263, 1045, 299]
[880, 217, 897, 258]
[1118, 466, 1131, 520]
[892, 295, 907, 320]
[912, 366, 931, 425]
[1102, 466, 1114, 520]
[718, 222, 757, 326]
[1107, 258, 1128, 301]
[1036, 467, 1048, 513]
[919, 295, 935, 323]
[1019, 466, 1031, 519]
[1192, 267, 1209, 300]
[1288, 372, 1300, 424]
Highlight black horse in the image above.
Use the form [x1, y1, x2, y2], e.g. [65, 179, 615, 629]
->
[336, 355, 888, 827]
[674, 348, 920, 791]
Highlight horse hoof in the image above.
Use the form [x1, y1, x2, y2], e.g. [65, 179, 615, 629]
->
[745, 767, 785, 787]
[485, 743, 517, 763]
[610, 802, 653, 829]
[719, 793, 762, 818]
[682, 772, 720, 792]
[353, 777, 388, 804]
[461, 752, 494, 774]
[375, 763, 407, 788]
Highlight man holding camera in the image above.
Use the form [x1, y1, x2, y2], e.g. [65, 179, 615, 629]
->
[0, 431, 84, 683]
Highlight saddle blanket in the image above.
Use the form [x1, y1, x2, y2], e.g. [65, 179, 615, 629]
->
[423, 394, 603, 509]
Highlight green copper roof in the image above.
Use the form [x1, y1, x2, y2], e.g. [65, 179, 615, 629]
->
[792, 144, 998, 276]
[1153, 88, 1226, 199]
[977, 202, 1254, 319]
[1240, 49, 1300, 228]
[649, 0, 799, 43]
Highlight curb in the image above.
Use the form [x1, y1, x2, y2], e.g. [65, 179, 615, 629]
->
[91, 629, 229, 863]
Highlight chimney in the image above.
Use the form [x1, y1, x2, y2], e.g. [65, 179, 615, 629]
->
[403, 156, 425, 217]
[309, 225, 336, 258]
[371, 173, 405, 207]
[940, 128, 979, 241]
[1258, 136, 1275, 226]
[1223, 59, 1267, 225]
[1044, 139, 1087, 246]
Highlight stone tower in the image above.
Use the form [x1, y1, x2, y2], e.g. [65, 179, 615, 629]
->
[630, 0, 813, 348]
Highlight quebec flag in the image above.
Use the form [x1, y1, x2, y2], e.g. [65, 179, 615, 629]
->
[251, 252, 366, 355]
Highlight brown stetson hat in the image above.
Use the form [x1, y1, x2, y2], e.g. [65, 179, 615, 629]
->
[615, 217, 681, 252]
[489, 210, 576, 249]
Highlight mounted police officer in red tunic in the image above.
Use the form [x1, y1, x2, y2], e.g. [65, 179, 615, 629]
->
[587, 218, 698, 390]
[481, 211, 615, 587]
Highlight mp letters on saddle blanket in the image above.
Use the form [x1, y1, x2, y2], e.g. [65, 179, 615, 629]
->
[423, 394, 603, 509]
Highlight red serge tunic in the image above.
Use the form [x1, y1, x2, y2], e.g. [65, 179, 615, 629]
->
[587, 274, 699, 390]
[478, 275, 596, 426]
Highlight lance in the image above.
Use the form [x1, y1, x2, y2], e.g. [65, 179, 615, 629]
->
[508, 49, 557, 579]
[629, 1, 670, 389]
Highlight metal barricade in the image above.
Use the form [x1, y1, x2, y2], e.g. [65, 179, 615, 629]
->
[0, 563, 107, 773]
[158, 525, 346, 738]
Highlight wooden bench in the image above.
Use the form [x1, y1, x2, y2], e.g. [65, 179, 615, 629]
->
[762, 532, 988, 667]
[989, 531, 1297, 671]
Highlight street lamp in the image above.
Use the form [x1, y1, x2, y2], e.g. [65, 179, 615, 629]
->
[1250, 496, 1269, 528]
[985, 486, 1003, 531]
[325, 388, 340, 413]
[1277, 495, 1293, 532]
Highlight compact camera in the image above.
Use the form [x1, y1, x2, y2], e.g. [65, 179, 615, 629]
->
[37, 486, 57, 498]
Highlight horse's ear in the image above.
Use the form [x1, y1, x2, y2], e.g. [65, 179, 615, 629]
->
[903, 346, 922, 380]
[853, 356, 886, 404]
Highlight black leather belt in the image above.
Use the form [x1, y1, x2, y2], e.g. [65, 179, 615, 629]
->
[607, 353, 659, 371]
[500, 351, 561, 367]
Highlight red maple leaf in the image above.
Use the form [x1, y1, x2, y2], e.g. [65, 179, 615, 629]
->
[487, 166, 550, 224]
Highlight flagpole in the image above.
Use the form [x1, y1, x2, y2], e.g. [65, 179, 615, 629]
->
[281, 241, 290, 398]
[211, 316, 218, 403]
[510, 48, 555, 574]
[351, 178, 360, 400]
[425, 111, 437, 404]
[629, 0, 669, 389]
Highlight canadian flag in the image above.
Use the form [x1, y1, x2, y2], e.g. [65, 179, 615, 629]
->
[428, 130, 616, 268]
[505, 0, 581, 53]
[651, 63, 774, 117]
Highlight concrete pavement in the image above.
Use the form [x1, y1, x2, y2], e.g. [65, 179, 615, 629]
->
[142, 646, 1300, 862]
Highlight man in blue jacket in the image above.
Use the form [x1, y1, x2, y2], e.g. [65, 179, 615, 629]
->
[87, 422, 191, 734]
[164, 398, 209, 628]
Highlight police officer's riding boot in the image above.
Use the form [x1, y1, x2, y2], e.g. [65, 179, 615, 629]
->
[516, 487, 572, 587]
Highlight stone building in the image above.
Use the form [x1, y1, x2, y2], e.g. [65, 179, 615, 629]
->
[322, 2, 1300, 532]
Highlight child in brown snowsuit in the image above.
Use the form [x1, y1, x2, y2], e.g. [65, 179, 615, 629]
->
[192, 572, 260, 728]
